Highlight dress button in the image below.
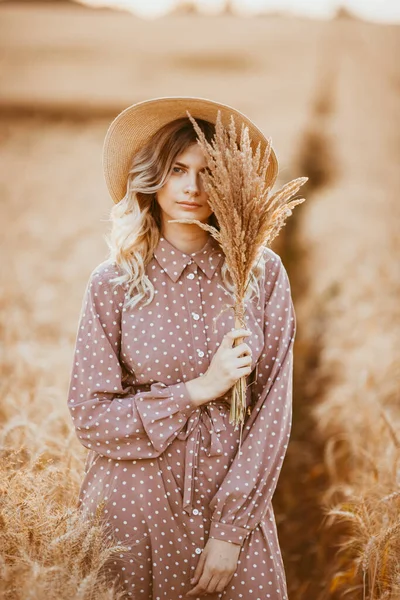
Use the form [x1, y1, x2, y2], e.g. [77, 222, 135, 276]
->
[195, 547, 202, 554]
[192, 508, 199, 515]
[192, 312, 200, 320]
[196, 350, 205, 357]
[187, 273, 195, 279]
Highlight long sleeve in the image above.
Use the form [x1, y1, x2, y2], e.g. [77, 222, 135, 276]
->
[67, 261, 199, 461]
[208, 252, 296, 546]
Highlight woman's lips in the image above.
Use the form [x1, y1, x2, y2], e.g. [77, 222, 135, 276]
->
[178, 202, 201, 209]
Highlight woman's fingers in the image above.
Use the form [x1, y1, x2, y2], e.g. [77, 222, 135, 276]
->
[189, 572, 232, 596]
[185, 570, 213, 596]
[237, 365, 253, 376]
[236, 354, 252, 367]
[222, 328, 251, 348]
[190, 551, 205, 586]
[232, 341, 252, 358]
[205, 573, 222, 594]
[215, 575, 232, 593]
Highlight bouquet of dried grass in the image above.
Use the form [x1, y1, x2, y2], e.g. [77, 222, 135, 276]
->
[169, 109, 308, 439]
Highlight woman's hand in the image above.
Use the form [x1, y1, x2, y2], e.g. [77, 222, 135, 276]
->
[205, 328, 253, 399]
[185, 328, 253, 408]
[185, 537, 241, 597]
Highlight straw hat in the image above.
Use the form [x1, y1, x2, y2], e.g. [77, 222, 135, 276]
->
[102, 96, 279, 204]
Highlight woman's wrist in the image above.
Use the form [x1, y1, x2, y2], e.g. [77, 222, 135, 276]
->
[185, 375, 214, 407]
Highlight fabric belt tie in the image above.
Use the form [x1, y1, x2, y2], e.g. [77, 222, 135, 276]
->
[176, 402, 227, 516]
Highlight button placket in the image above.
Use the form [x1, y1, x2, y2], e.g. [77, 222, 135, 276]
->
[184, 262, 209, 378]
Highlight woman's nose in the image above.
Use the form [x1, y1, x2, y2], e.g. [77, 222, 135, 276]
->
[184, 173, 202, 194]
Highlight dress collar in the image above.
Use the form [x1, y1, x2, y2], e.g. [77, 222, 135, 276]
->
[153, 234, 224, 283]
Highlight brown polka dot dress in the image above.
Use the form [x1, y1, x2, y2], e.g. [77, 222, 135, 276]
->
[67, 233, 296, 600]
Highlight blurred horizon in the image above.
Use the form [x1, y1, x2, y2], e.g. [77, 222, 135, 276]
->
[1, 0, 400, 23]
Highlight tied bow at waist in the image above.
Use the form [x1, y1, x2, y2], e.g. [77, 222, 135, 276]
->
[176, 402, 227, 516]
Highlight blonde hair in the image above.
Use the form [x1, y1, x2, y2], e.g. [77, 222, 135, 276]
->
[104, 116, 266, 310]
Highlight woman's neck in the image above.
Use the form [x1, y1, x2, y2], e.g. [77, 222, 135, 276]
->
[160, 226, 210, 255]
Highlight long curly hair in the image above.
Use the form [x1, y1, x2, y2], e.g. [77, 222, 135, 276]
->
[104, 116, 265, 310]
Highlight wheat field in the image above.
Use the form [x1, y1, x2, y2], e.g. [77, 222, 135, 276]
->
[0, 4, 399, 599]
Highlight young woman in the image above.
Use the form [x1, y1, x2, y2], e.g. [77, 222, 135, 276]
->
[67, 96, 296, 600]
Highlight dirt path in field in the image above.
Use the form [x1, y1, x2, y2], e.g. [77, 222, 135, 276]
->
[276, 16, 400, 600]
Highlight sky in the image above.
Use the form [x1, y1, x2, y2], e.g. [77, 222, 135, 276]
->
[79, 0, 400, 22]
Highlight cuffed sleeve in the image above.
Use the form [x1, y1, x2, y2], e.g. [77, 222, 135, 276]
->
[67, 261, 199, 461]
[208, 521, 249, 546]
[208, 252, 296, 547]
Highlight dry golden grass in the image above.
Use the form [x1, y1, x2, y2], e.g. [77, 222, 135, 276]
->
[294, 122, 400, 598]
[170, 109, 307, 431]
[314, 340, 400, 599]
[0, 353, 130, 599]
[0, 452, 128, 600]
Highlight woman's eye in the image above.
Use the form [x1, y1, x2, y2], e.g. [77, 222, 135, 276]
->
[172, 166, 183, 174]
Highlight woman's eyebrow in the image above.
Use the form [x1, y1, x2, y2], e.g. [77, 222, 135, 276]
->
[174, 161, 207, 172]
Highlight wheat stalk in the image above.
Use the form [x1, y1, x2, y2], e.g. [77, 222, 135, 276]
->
[169, 109, 308, 439]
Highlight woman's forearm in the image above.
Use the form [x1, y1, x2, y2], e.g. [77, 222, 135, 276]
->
[185, 376, 215, 407]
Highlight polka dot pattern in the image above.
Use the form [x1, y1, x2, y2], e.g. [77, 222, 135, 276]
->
[67, 234, 296, 599]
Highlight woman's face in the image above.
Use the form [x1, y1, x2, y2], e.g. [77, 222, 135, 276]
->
[155, 143, 213, 228]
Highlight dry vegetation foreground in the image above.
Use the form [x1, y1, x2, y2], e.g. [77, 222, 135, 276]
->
[0, 4, 399, 599]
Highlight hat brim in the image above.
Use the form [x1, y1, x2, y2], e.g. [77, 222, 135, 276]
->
[102, 96, 279, 204]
